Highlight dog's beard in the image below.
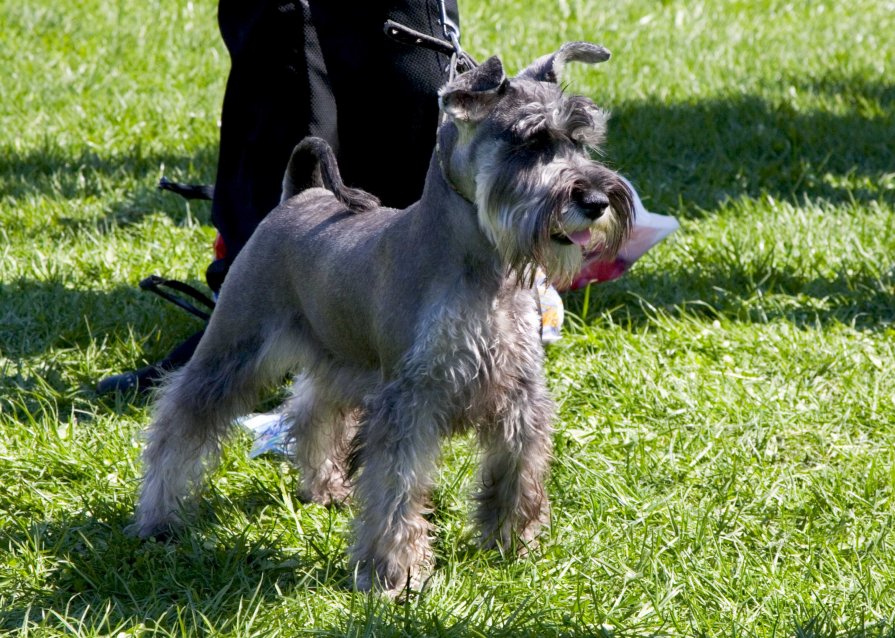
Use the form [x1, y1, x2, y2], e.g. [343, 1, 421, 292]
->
[477, 196, 609, 286]
[476, 162, 634, 287]
[539, 241, 585, 288]
[478, 198, 560, 285]
[477, 159, 570, 284]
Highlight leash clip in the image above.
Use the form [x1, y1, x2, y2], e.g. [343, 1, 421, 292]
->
[439, 0, 460, 43]
[447, 28, 462, 59]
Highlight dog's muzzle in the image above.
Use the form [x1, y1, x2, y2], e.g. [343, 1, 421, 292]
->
[549, 187, 609, 246]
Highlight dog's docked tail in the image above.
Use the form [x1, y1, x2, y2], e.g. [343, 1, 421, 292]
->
[281, 137, 380, 213]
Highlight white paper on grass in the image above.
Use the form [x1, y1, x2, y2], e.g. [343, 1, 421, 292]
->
[237, 412, 292, 458]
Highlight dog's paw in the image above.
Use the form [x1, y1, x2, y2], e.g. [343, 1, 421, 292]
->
[124, 519, 177, 542]
[352, 564, 426, 600]
[350, 546, 432, 599]
[297, 485, 351, 507]
[478, 525, 542, 558]
[297, 489, 350, 508]
[351, 569, 381, 595]
[297, 477, 351, 508]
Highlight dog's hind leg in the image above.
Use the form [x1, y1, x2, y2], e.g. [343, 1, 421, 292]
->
[285, 373, 356, 507]
[129, 324, 301, 539]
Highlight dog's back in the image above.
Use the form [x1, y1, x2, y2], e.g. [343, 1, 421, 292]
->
[221, 178, 501, 378]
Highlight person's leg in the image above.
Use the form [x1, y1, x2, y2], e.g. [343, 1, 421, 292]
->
[99, 0, 458, 394]
[211, 0, 459, 259]
[309, 0, 457, 208]
[98, 1, 322, 394]
[211, 0, 334, 272]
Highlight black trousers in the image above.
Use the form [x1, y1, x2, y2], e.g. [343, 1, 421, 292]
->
[101, 2, 460, 387]
[206, 0, 458, 291]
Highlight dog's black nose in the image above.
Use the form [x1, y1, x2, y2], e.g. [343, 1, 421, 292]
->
[574, 189, 610, 220]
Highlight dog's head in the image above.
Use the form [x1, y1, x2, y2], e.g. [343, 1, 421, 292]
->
[438, 43, 634, 285]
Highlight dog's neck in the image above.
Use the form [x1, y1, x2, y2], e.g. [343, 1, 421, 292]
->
[434, 155, 472, 206]
[432, 121, 477, 203]
[414, 138, 505, 282]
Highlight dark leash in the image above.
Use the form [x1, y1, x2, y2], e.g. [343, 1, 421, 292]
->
[158, 176, 213, 201]
[139, 274, 216, 321]
[137, 178, 218, 321]
[383, 19, 477, 80]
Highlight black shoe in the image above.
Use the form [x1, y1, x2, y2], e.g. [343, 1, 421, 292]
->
[96, 329, 205, 395]
[96, 364, 166, 395]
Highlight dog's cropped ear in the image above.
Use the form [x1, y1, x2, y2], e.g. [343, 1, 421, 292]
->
[518, 42, 611, 84]
[439, 56, 508, 122]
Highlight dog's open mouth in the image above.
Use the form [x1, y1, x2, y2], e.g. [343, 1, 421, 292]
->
[551, 229, 592, 246]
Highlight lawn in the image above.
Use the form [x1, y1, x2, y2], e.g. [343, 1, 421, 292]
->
[1, 0, 894, 635]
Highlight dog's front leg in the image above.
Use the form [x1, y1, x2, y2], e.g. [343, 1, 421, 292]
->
[476, 374, 554, 556]
[349, 379, 446, 596]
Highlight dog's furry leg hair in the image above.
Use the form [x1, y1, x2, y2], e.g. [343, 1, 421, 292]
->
[285, 372, 356, 507]
[348, 377, 448, 595]
[128, 321, 303, 538]
[476, 380, 554, 555]
[475, 306, 555, 555]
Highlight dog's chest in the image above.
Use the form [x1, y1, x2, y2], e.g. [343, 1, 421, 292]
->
[402, 285, 541, 422]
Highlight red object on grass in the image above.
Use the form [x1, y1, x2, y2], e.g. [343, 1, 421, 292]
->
[213, 233, 227, 260]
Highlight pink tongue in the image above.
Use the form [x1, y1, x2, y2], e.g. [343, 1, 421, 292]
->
[568, 229, 592, 246]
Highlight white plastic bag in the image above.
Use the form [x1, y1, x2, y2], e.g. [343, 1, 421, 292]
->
[562, 176, 679, 290]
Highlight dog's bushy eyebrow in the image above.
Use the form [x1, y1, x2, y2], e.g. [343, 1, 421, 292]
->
[558, 96, 597, 132]
[506, 94, 606, 149]
[559, 95, 608, 148]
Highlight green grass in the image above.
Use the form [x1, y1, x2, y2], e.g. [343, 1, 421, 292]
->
[1, 0, 894, 635]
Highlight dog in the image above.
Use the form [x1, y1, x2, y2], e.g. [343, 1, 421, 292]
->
[129, 42, 634, 595]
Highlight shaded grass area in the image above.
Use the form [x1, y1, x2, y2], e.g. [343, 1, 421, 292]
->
[611, 79, 895, 213]
[2, 0, 895, 635]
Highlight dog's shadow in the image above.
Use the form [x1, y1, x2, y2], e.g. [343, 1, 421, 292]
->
[0, 280, 207, 360]
[0, 144, 217, 228]
[0, 479, 573, 637]
[1, 142, 219, 415]
[0, 278, 210, 429]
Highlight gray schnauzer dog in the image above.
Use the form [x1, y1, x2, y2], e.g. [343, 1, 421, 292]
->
[130, 42, 634, 595]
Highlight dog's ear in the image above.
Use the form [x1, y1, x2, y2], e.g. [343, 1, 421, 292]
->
[518, 42, 611, 83]
[439, 56, 508, 122]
